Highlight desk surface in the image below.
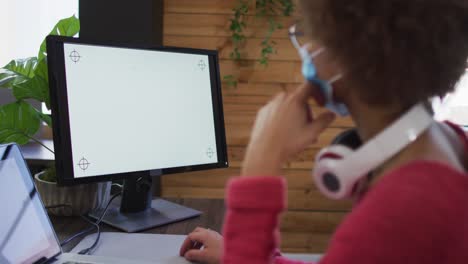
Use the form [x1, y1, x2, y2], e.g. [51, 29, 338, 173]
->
[51, 198, 225, 252]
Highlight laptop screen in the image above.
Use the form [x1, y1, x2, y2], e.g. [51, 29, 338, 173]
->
[0, 145, 61, 264]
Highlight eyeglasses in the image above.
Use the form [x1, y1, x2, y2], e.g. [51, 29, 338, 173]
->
[289, 23, 304, 50]
[289, 23, 326, 60]
[289, 23, 343, 84]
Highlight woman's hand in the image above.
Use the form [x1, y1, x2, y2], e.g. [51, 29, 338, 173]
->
[179, 227, 223, 264]
[242, 82, 336, 177]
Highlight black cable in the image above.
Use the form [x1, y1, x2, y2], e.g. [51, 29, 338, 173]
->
[77, 191, 122, 255]
[77, 215, 100, 255]
[60, 187, 122, 251]
[60, 226, 95, 247]
[95, 191, 122, 225]
[111, 183, 123, 189]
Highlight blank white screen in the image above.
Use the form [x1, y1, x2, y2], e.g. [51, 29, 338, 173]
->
[63, 43, 218, 178]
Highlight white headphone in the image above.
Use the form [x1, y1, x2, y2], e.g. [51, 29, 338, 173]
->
[313, 103, 433, 200]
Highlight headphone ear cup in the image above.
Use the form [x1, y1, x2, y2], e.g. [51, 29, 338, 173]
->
[313, 145, 357, 200]
[331, 128, 362, 149]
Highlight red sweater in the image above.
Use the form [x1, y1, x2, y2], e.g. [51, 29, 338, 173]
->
[223, 133, 468, 264]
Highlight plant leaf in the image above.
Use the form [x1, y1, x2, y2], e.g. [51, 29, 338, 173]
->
[0, 101, 41, 145]
[0, 71, 18, 89]
[223, 75, 238, 88]
[229, 0, 295, 72]
[38, 15, 80, 60]
[34, 58, 49, 83]
[40, 166, 57, 182]
[3, 57, 38, 78]
[12, 76, 50, 108]
[0, 58, 38, 88]
[38, 112, 52, 127]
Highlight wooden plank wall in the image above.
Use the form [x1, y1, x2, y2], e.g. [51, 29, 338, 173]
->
[160, 0, 355, 253]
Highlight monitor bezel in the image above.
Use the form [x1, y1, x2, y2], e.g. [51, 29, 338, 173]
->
[46, 36, 228, 186]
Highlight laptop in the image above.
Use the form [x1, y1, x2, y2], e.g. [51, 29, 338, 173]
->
[0, 144, 156, 264]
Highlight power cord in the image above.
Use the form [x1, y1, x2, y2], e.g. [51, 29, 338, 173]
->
[59, 186, 123, 255]
[111, 183, 123, 189]
[76, 215, 100, 255]
[76, 191, 122, 255]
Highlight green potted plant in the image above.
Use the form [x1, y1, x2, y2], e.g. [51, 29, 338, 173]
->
[224, 0, 295, 87]
[0, 15, 110, 216]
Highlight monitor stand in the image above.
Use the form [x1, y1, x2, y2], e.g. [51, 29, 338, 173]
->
[88, 175, 201, 233]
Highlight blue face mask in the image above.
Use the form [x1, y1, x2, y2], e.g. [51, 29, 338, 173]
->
[300, 47, 349, 117]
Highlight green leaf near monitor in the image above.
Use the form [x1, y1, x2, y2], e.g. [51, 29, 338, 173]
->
[0, 57, 38, 88]
[0, 70, 17, 89]
[0, 101, 42, 145]
[34, 58, 49, 83]
[38, 112, 52, 127]
[4, 57, 38, 78]
[38, 15, 80, 61]
[0, 15, 79, 146]
[12, 76, 50, 109]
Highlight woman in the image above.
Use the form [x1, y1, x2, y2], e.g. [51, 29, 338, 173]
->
[179, 0, 468, 263]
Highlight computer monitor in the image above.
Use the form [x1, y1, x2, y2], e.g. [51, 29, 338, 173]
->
[46, 36, 228, 232]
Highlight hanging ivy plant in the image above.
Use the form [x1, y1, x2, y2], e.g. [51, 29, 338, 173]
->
[224, 0, 295, 88]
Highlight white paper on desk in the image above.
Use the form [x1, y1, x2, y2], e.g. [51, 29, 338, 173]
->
[71, 232, 192, 264]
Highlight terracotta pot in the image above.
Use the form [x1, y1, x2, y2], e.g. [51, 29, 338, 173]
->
[34, 172, 111, 216]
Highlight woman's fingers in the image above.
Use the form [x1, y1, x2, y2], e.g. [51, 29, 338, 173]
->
[179, 235, 201, 256]
[179, 227, 209, 256]
[179, 236, 195, 256]
[187, 230, 211, 245]
[302, 111, 336, 145]
[193, 227, 206, 233]
[184, 249, 209, 263]
[293, 82, 325, 106]
[180, 228, 223, 264]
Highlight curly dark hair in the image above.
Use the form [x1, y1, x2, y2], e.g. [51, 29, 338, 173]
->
[300, 0, 468, 108]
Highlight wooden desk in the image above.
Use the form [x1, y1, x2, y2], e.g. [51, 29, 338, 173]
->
[51, 198, 225, 252]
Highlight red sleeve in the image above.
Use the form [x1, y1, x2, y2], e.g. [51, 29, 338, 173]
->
[222, 176, 316, 264]
[222, 162, 467, 264]
[319, 162, 466, 264]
